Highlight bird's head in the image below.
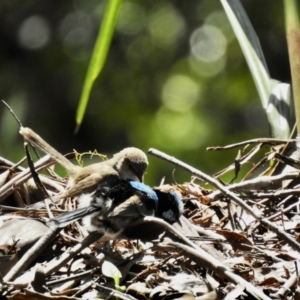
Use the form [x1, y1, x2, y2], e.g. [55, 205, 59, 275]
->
[155, 190, 184, 224]
[113, 147, 148, 182]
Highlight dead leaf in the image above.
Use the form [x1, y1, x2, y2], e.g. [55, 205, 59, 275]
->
[216, 230, 253, 251]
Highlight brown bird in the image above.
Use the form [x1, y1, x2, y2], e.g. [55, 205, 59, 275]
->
[19, 127, 148, 198]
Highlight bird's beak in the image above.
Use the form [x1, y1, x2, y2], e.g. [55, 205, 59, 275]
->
[138, 174, 144, 182]
[133, 168, 144, 182]
[176, 217, 183, 227]
[128, 164, 144, 182]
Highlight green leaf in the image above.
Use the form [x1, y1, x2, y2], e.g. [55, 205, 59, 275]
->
[220, 0, 270, 107]
[220, 0, 292, 138]
[283, 0, 300, 135]
[101, 260, 122, 286]
[267, 81, 293, 138]
[115, 284, 126, 292]
[75, 0, 123, 133]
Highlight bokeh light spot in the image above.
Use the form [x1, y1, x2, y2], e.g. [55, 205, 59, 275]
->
[126, 36, 154, 67]
[190, 24, 227, 63]
[162, 75, 201, 112]
[188, 56, 226, 78]
[117, 2, 146, 35]
[18, 15, 50, 50]
[148, 4, 186, 48]
[59, 11, 93, 59]
[154, 108, 208, 150]
[205, 10, 236, 43]
[64, 28, 91, 49]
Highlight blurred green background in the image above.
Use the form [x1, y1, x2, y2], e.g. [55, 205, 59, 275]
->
[0, 0, 290, 185]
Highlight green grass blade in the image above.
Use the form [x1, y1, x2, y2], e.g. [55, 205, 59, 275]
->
[283, 0, 300, 135]
[75, 0, 123, 132]
[220, 0, 292, 138]
[220, 0, 270, 107]
[267, 81, 293, 138]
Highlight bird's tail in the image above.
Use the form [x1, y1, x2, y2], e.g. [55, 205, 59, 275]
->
[19, 127, 77, 175]
[49, 206, 99, 228]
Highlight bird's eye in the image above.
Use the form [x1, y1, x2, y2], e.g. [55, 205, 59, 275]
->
[128, 162, 134, 171]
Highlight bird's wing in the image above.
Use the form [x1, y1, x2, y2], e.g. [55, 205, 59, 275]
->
[65, 164, 119, 197]
[107, 195, 155, 218]
[49, 205, 100, 228]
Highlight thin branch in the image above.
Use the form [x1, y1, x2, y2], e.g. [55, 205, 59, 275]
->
[148, 148, 300, 252]
[1, 100, 23, 127]
[0, 156, 27, 172]
[249, 188, 300, 198]
[213, 143, 262, 178]
[207, 138, 295, 151]
[43, 231, 104, 277]
[160, 237, 271, 300]
[208, 172, 299, 200]
[0, 205, 63, 213]
[3, 226, 61, 281]
[0, 155, 56, 202]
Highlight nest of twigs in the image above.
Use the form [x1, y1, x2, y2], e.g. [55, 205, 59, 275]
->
[1, 132, 300, 300]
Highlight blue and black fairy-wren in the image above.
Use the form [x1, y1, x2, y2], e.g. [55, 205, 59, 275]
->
[20, 127, 148, 198]
[50, 180, 184, 238]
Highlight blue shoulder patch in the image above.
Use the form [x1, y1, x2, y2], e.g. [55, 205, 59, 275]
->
[129, 181, 158, 201]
